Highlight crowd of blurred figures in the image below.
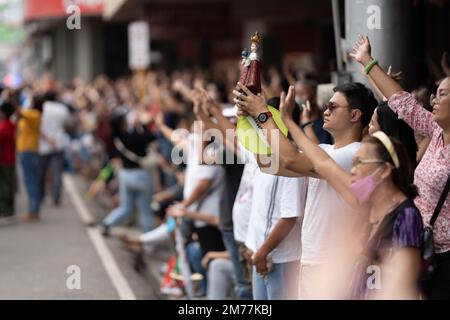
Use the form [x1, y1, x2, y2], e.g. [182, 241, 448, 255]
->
[1, 37, 450, 300]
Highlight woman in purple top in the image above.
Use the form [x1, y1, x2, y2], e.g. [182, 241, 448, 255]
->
[272, 84, 424, 299]
[353, 199, 423, 299]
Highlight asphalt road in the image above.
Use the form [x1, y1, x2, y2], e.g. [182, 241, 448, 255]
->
[0, 173, 172, 300]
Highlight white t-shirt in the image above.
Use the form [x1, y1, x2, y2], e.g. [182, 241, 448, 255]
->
[39, 101, 70, 155]
[232, 145, 259, 243]
[183, 133, 225, 228]
[245, 170, 306, 264]
[301, 142, 366, 265]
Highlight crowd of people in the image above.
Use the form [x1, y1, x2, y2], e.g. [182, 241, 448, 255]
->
[0, 35, 449, 300]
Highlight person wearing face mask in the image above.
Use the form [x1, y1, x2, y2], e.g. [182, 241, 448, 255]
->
[278, 94, 424, 299]
[351, 35, 450, 300]
[234, 81, 377, 299]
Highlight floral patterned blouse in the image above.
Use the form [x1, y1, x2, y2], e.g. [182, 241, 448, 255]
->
[389, 92, 450, 254]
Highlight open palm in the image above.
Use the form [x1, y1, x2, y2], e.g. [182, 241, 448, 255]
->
[350, 35, 372, 65]
[280, 86, 297, 122]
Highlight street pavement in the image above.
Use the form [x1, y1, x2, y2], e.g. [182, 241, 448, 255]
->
[0, 173, 171, 300]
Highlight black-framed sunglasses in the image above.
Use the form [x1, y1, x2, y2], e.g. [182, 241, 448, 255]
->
[324, 102, 348, 113]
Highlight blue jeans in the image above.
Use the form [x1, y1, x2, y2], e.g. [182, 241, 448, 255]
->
[39, 151, 65, 205]
[186, 241, 207, 296]
[19, 152, 41, 215]
[103, 168, 154, 232]
[252, 260, 300, 300]
[221, 229, 253, 299]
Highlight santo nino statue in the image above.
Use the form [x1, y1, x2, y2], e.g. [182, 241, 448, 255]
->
[238, 32, 262, 95]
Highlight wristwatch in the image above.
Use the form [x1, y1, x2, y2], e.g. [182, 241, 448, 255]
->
[255, 111, 273, 124]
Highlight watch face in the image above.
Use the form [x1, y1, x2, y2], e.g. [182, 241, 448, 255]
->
[258, 113, 268, 123]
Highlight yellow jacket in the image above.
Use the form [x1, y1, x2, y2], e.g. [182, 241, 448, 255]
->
[16, 109, 41, 153]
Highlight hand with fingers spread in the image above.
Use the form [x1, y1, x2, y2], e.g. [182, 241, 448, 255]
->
[200, 89, 220, 115]
[232, 82, 267, 117]
[387, 66, 403, 82]
[349, 35, 373, 66]
[279, 85, 297, 125]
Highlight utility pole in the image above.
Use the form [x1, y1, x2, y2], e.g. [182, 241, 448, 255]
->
[344, 0, 416, 90]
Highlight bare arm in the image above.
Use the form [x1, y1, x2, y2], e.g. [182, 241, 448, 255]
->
[233, 83, 316, 177]
[350, 36, 437, 138]
[184, 211, 219, 226]
[154, 112, 188, 151]
[252, 217, 298, 274]
[180, 179, 213, 208]
[376, 248, 422, 300]
[167, 205, 219, 226]
[282, 107, 359, 208]
[201, 251, 231, 269]
[350, 36, 403, 100]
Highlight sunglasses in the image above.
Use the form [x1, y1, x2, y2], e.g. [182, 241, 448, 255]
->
[324, 102, 348, 113]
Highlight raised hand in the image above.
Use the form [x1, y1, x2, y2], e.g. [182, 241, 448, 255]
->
[349, 35, 373, 66]
[191, 88, 204, 116]
[279, 85, 297, 123]
[387, 66, 403, 82]
[200, 89, 220, 115]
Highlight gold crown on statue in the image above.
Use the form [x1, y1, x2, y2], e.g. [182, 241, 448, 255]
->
[251, 32, 261, 44]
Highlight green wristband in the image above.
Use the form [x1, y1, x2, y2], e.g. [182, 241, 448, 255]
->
[364, 59, 378, 74]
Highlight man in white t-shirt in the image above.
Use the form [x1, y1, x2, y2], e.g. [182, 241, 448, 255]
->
[233, 132, 306, 300]
[234, 82, 377, 299]
[245, 168, 306, 300]
[38, 96, 71, 206]
[182, 133, 225, 224]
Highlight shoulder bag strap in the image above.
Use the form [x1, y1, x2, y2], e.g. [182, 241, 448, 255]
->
[430, 175, 450, 227]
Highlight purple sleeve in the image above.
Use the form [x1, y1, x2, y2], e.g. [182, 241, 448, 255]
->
[392, 206, 424, 250]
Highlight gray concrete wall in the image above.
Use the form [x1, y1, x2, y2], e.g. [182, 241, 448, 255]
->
[344, 0, 415, 90]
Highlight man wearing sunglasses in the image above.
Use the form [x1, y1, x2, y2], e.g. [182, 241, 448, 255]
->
[234, 81, 377, 299]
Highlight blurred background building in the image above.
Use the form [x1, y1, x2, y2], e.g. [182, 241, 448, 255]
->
[0, 0, 447, 89]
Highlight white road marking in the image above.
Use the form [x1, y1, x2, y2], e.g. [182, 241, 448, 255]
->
[63, 174, 136, 300]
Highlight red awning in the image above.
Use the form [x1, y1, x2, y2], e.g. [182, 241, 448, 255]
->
[25, 0, 104, 21]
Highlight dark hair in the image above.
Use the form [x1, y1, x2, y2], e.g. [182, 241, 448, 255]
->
[412, 85, 435, 112]
[32, 94, 45, 113]
[0, 101, 15, 118]
[333, 82, 378, 128]
[109, 108, 128, 138]
[266, 96, 301, 124]
[363, 135, 418, 200]
[376, 102, 417, 167]
[280, 77, 290, 94]
[43, 91, 57, 102]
